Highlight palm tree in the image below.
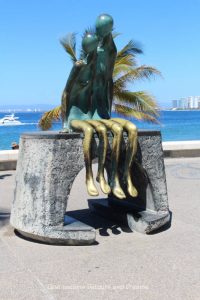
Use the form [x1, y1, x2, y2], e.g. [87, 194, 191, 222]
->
[39, 34, 161, 130]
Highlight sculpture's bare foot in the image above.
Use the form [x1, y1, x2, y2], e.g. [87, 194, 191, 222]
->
[86, 179, 99, 196]
[96, 175, 111, 195]
[127, 175, 138, 197]
[112, 185, 126, 199]
[112, 178, 126, 199]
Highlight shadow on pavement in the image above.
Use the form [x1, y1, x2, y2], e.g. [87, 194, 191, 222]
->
[67, 208, 172, 236]
[67, 209, 132, 236]
[0, 174, 12, 180]
[0, 210, 10, 228]
[9, 208, 172, 246]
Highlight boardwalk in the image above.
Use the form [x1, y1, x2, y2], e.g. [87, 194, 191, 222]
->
[0, 158, 200, 300]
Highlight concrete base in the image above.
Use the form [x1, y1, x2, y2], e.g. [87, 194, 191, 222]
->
[89, 199, 170, 234]
[10, 132, 96, 245]
[16, 215, 96, 245]
[10, 130, 169, 244]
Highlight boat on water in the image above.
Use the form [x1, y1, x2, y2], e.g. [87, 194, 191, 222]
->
[0, 113, 22, 125]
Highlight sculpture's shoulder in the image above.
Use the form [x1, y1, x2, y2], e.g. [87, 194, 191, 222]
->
[105, 34, 117, 53]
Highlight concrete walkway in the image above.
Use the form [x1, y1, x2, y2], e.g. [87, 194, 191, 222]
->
[0, 158, 200, 300]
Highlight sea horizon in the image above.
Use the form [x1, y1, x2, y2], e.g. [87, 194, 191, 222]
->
[1, 110, 200, 150]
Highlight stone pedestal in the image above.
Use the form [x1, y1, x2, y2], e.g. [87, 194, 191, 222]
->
[10, 132, 96, 245]
[88, 198, 170, 234]
[10, 130, 170, 244]
[89, 129, 170, 234]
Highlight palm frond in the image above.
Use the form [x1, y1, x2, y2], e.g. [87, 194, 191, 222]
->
[117, 40, 143, 59]
[83, 26, 96, 36]
[115, 54, 137, 73]
[114, 65, 161, 86]
[114, 40, 142, 75]
[130, 65, 162, 80]
[113, 103, 159, 123]
[115, 54, 136, 68]
[113, 90, 159, 116]
[113, 64, 133, 78]
[113, 77, 129, 94]
[61, 90, 68, 120]
[113, 72, 136, 90]
[60, 33, 77, 63]
[39, 106, 61, 130]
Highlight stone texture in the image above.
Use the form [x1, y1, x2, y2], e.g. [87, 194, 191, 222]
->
[10, 130, 169, 242]
[10, 132, 91, 244]
[17, 215, 96, 245]
[135, 133, 168, 212]
[127, 210, 170, 233]
[90, 130, 170, 233]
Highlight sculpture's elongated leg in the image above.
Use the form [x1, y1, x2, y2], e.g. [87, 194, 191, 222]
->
[99, 120, 126, 199]
[86, 120, 111, 195]
[113, 118, 138, 197]
[70, 120, 99, 196]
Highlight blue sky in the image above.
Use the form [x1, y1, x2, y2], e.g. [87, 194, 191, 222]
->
[0, 0, 200, 108]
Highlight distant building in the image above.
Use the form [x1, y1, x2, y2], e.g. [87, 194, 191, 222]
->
[172, 96, 200, 109]
[172, 100, 178, 109]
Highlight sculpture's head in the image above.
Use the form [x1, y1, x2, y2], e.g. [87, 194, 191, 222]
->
[95, 14, 114, 38]
[82, 33, 98, 53]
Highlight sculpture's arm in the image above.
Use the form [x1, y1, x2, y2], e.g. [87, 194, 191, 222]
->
[61, 61, 85, 124]
[65, 61, 85, 94]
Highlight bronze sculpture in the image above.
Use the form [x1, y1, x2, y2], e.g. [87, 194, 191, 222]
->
[10, 14, 170, 246]
[61, 14, 138, 199]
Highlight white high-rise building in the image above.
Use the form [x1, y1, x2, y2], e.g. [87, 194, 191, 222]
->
[178, 98, 187, 109]
[172, 100, 178, 108]
[172, 96, 200, 109]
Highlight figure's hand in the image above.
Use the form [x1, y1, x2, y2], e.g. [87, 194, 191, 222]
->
[75, 60, 85, 66]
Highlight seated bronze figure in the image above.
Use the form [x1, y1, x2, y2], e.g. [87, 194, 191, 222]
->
[61, 14, 138, 199]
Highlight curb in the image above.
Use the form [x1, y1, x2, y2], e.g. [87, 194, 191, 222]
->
[1, 141, 200, 171]
[0, 150, 18, 171]
[163, 141, 200, 158]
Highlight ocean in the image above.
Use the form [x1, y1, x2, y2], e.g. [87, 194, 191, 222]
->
[1, 110, 200, 150]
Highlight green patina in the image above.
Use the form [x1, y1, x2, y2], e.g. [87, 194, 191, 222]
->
[62, 14, 117, 130]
